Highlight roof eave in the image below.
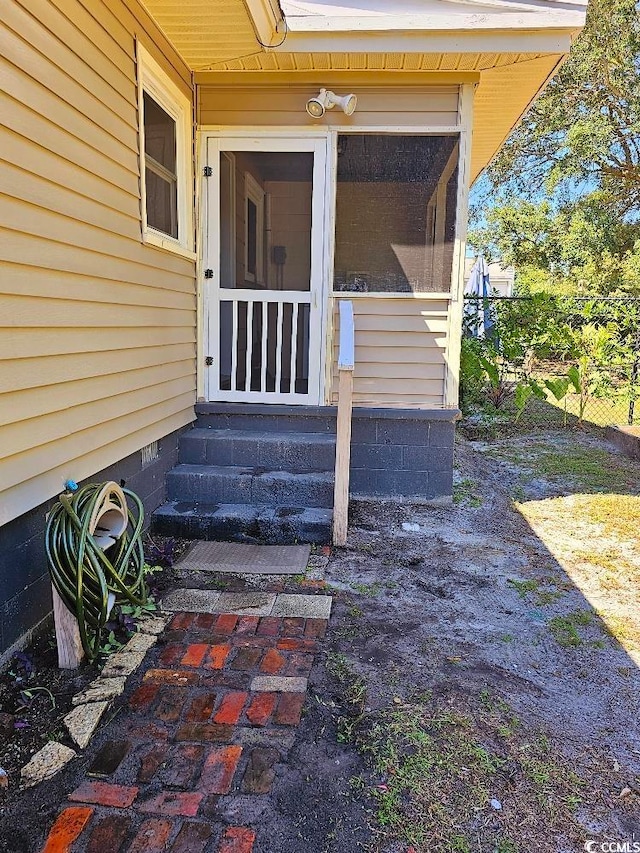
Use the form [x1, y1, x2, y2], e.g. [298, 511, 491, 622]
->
[274, 25, 581, 55]
[244, 0, 287, 47]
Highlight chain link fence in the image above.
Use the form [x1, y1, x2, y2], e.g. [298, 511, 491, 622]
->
[460, 295, 640, 431]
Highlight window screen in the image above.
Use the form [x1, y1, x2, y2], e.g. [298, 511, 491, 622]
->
[333, 135, 459, 293]
[144, 92, 178, 239]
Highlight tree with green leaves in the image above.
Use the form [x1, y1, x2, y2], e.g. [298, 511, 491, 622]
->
[469, 0, 640, 295]
[487, 0, 640, 215]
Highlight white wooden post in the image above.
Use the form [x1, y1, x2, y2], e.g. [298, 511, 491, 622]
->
[333, 300, 355, 546]
[52, 585, 84, 669]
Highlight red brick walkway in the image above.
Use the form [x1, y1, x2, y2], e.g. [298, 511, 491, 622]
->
[40, 611, 328, 853]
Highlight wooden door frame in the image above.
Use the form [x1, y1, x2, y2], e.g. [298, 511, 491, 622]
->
[197, 129, 333, 406]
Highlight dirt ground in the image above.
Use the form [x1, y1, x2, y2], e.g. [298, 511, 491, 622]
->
[0, 429, 638, 853]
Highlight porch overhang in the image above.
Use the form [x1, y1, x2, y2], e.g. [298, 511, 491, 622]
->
[140, 0, 586, 180]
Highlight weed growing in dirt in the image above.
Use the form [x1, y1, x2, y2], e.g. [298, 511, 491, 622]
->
[350, 582, 382, 597]
[507, 577, 565, 607]
[507, 578, 539, 598]
[548, 609, 593, 647]
[345, 690, 583, 852]
[326, 652, 367, 742]
[453, 478, 483, 506]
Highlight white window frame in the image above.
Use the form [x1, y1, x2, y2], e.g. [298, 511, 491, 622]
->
[137, 43, 194, 259]
[244, 171, 265, 284]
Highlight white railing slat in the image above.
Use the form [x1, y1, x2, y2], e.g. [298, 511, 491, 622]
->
[245, 300, 254, 393]
[260, 301, 268, 393]
[289, 302, 299, 395]
[275, 301, 283, 394]
[231, 300, 239, 391]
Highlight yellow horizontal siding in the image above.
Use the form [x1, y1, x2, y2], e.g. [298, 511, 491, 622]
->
[1, 294, 195, 328]
[0, 231, 194, 291]
[0, 344, 195, 394]
[0, 0, 196, 525]
[198, 85, 459, 128]
[1, 360, 194, 427]
[0, 127, 140, 218]
[16, 0, 136, 99]
[3, 263, 195, 308]
[331, 297, 449, 408]
[0, 92, 140, 196]
[2, 377, 194, 464]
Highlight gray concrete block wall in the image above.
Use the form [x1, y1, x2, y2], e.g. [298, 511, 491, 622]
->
[0, 427, 187, 661]
[349, 410, 457, 501]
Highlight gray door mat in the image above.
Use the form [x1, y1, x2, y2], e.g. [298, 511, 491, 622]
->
[177, 541, 311, 575]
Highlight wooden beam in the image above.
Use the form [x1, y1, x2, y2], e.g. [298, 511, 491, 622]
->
[333, 300, 354, 547]
[52, 585, 84, 669]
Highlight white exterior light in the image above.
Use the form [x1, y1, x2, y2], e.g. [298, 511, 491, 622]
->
[306, 89, 357, 118]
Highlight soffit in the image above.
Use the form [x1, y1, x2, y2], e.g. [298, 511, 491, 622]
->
[470, 53, 561, 181]
[140, 0, 263, 69]
[195, 49, 546, 73]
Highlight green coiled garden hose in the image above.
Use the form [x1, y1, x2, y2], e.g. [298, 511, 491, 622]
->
[45, 481, 149, 661]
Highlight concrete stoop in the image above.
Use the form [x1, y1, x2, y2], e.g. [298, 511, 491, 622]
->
[152, 407, 337, 545]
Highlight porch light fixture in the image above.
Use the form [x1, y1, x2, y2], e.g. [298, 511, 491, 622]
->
[306, 89, 357, 119]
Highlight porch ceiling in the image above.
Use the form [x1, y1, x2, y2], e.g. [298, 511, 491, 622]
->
[140, 0, 585, 180]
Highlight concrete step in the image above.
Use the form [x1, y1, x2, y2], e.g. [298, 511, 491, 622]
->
[180, 428, 336, 472]
[194, 403, 337, 435]
[152, 501, 332, 545]
[166, 464, 334, 508]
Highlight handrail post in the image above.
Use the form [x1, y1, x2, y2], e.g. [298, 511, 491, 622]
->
[333, 300, 355, 546]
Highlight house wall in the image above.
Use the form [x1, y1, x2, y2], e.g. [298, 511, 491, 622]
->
[0, 0, 197, 528]
[198, 82, 468, 410]
[0, 0, 198, 653]
[331, 297, 449, 408]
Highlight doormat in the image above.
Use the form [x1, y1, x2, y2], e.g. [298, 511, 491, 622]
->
[176, 541, 311, 575]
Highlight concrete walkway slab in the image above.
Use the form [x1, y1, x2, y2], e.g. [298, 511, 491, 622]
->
[161, 588, 221, 612]
[162, 589, 332, 619]
[214, 592, 278, 616]
[271, 594, 333, 620]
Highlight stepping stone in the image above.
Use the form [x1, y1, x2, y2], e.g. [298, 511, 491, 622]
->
[64, 701, 108, 749]
[271, 594, 332, 620]
[162, 590, 277, 616]
[72, 677, 127, 706]
[20, 741, 76, 788]
[250, 676, 308, 693]
[214, 592, 277, 616]
[161, 589, 222, 613]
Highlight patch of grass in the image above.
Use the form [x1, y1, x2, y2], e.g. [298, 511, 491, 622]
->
[580, 493, 640, 542]
[350, 581, 382, 597]
[535, 590, 564, 606]
[494, 443, 640, 494]
[453, 478, 483, 507]
[548, 609, 593, 648]
[348, 693, 583, 852]
[500, 634, 514, 643]
[599, 612, 640, 649]
[348, 605, 363, 618]
[326, 652, 367, 742]
[507, 577, 564, 607]
[507, 578, 540, 598]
